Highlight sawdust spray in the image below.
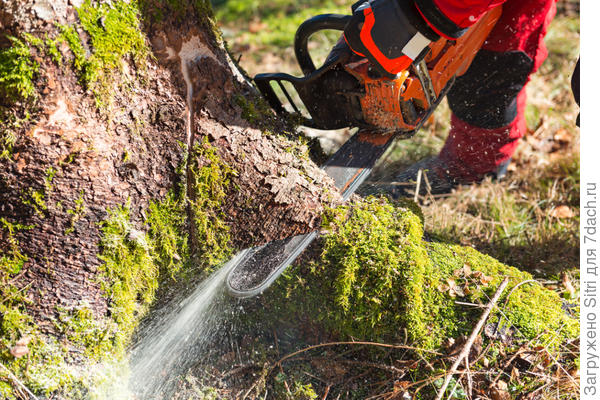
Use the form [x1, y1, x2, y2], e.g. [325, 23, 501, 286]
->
[127, 250, 248, 398]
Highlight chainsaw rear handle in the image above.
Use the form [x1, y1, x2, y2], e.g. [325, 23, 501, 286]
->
[294, 14, 352, 75]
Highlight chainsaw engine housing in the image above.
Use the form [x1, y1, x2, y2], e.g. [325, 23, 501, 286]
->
[254, 9, 501, 136]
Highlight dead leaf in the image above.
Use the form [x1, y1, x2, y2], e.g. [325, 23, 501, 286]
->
[394, 381, 411, 390]
[511, 366, 521, 382]
[469, 335, 483, 361]
[463, 264, 472, 277]
[451, 285, 465, 297]
[480, 274, 493, 286]
[10, 336, 31, 358]
[490, 386, 510, 400]
[453, 264, 472, 277]
[550, 205, 574, 219]
[561, 271, 576, 297]
[444, 337, 456, 349]
[446, 279, 458, 297]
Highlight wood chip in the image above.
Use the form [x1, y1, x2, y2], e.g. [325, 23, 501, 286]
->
[553, 128, 572, 143]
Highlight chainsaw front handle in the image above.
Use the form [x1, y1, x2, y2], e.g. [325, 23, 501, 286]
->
[294, 13, 352, 75]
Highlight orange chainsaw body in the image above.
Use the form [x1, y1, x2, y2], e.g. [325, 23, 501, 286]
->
[346, 6, 502, 132]
[254, 7, 502, 136]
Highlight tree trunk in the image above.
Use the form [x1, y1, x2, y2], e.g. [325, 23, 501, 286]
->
[0, 0, 338, 396]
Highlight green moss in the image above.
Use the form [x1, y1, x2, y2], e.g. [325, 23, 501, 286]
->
[97, 203, 158, 352]
[140, 0, 210, 21]
[189, 139, 236, 267]
[23, 31, 63, 67]
[147, 190, 189, 277]
[0, 220, 91, 398]
[0, 124, 17, 160]
[140, 0, 220, 38]
[54, 304, 118, 361]
[45, 167, 57, 192]
[22, 33, 44, 51]
[270, 196, 578, 352]
[59, 25, 87, 73]
[273, 375, 318, 400]
[94, 188, 192, 349]
[0, 187, 196, 397]
[0, 36, 38, 104]
[59, 0, 149, 108]
[0, 381, 14, 399]
[428, 243, 579, 344]
[20, 187, 47, 217]
[45, 37, 63, 65]
[235, 94, 278, 126]
[272, 197, 447, 349]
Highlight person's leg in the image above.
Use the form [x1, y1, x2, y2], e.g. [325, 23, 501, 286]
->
[441, 0, 557, 180]
[385, 0, 557, 198]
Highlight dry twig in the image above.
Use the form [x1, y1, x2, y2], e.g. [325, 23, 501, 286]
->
[434, 277, 509, 400]
[277, 341, 440, 367]
[414, 169, 423, 203]
[0, 362, 38, 400]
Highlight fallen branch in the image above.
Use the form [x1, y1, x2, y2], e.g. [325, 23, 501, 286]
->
[434, 277, 509, 400]
[0, 362, 39, 400]
[277, 340, 441, 367]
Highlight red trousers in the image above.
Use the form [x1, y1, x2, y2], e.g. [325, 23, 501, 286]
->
[440, 0, 558, 179]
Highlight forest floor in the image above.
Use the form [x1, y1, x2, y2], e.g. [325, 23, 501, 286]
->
[170, 2, 580, 399]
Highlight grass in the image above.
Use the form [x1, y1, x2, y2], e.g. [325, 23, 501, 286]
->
[215, 0, 347, 76]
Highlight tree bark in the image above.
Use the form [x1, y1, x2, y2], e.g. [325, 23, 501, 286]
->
[0, 0, 338, 387]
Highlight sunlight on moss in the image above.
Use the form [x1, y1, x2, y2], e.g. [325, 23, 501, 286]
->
[97, 203, 158, 352]
[189, 138, 236, 267]
[0, 36, 38, 104]
[59, 0, 150, 108]
[271, 196, 578, 352]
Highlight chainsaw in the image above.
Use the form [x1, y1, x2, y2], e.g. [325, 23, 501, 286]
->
[225, 7, 501, 298]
